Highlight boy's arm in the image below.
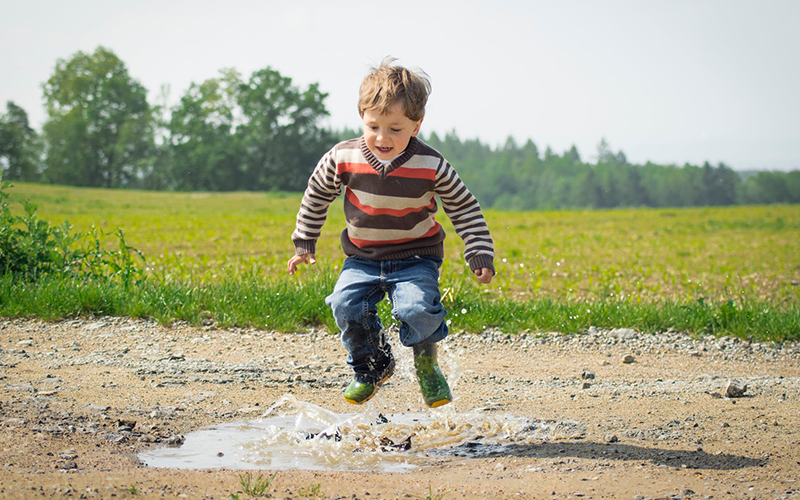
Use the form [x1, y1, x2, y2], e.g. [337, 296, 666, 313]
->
[435, 160, 496, 280]
[288, 147, 341, 273]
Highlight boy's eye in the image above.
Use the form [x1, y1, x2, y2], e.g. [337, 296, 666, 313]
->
[391, 128, 401, 133]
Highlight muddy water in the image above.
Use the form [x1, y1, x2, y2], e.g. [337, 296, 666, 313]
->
[139, 394, 585, 472]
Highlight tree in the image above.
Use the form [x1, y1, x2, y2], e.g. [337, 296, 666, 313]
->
[701, 162, 739, 205]
[236, 67, 330, 191]
[166, 66, 331, 191]
[0, 101, 42, 181]
[42, 46, 154, 187]
[167, 69, 242, 191]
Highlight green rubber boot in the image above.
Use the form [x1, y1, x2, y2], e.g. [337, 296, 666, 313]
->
[344, 357, 395, 405]
[413, 343, 452, 408]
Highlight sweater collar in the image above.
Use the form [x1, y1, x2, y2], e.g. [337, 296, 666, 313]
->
[359, 136, 420, 177]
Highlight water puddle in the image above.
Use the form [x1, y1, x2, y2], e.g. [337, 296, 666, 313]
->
[139, 394, 584, 472]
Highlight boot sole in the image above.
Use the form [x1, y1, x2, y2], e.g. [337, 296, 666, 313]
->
[426, 396, 452, 408]
[344, 364, 395, 405]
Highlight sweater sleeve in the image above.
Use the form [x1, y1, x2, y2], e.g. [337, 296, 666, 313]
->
[434, 160, 495, 272]
[291, 146, 342, 255]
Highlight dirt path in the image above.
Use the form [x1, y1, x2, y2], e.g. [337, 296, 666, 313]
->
[2, 317, 799, 499]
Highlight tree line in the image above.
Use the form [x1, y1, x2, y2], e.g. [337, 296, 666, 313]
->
[424, 134, 800, 209]
[1, 46, 798, 209]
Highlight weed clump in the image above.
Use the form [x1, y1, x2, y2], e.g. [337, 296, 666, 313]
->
[0, 178, 144, 285]
[237, 471, 276, 497]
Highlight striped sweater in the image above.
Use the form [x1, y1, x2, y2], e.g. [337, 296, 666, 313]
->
[292, 136, 495, 272]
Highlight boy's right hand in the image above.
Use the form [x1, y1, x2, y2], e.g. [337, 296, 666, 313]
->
[287, 253, 316, 275]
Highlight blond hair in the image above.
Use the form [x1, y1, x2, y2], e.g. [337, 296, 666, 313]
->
[358, 57, 431, 121]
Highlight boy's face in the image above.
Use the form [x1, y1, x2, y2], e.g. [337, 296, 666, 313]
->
[362, 102, 422, 161]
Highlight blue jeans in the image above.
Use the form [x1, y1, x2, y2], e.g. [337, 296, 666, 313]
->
[325, 256, 448, 374]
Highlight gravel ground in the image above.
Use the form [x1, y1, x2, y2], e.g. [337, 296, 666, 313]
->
[1, 317, 799, 499]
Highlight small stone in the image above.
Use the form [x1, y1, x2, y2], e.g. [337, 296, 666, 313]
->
[622, 354, 635, 364]
[582, 382, 591, 390]
[118, 419, 137, 429]
[163, 434, 185, 445]
[59, 461, 78, 470]
[7, 383, 36, 393]
[604, 433, 619, 443]
[580, 369, 595, 380]
[611, 328, 637, 340]
[725, 380, 747, 398]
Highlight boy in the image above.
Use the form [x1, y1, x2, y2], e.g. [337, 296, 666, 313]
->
[287, 57, 495, 408]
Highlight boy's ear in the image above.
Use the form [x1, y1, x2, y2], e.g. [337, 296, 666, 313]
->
[411, 118, 423, 137]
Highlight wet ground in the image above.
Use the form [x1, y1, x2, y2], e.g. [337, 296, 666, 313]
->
[2, 317, 799, 499]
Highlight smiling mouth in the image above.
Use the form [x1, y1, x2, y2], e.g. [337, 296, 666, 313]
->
[376, 146, 393, 154]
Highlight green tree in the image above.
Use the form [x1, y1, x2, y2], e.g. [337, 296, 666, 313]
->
[0, 101, 42, 181]
[167, 66, 330, 191]
[137, 84, 174, 190]
[740, 170, 799, 204]
[167, 69, 242, 191]
[236, 67, 331, 191]
[701, 162, 739, 205]
[42, 46, 154, 187]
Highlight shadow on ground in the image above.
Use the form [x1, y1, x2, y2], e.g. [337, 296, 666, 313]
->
[440, 440, 766, 470]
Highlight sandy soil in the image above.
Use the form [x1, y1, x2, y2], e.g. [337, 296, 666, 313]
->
[1, 317, 799, 500]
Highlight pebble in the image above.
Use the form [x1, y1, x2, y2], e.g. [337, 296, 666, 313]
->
[622, 354, 636, 364]
[163, 434, 185, 445]
[85, 404, 110, 412]
[609, 328, 638, 340]
[725, 380, 747, 398]
[6, 383, 35, 393]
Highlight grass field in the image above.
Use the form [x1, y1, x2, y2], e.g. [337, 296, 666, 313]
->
[4, 182, 799, 340]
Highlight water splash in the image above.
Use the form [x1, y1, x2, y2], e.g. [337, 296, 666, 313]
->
[139, 394, 584, 472]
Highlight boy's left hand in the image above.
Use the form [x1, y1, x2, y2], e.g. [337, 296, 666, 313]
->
[474, 268, 494, 284]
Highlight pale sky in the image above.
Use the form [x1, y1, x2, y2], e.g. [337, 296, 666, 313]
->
[2, 0, 798, 170]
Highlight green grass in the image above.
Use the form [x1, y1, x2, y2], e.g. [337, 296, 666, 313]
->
[414, 483, 447, 500]
[238, 471, 276, 497]
[298, 483, 323, 497]
[3, 182, 799, 341]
